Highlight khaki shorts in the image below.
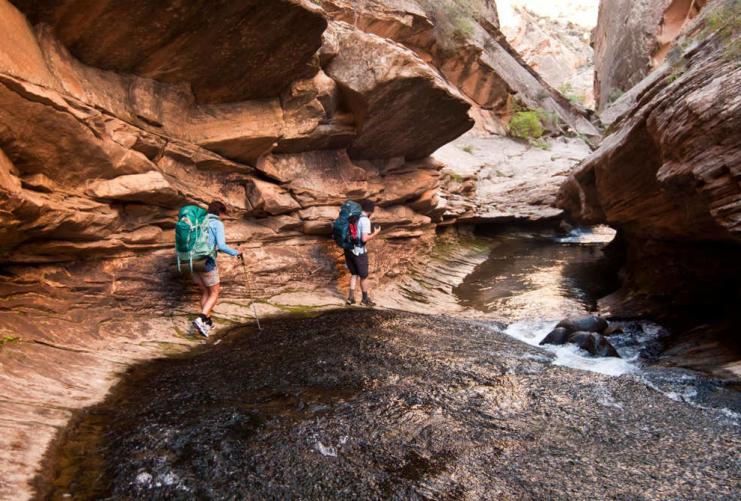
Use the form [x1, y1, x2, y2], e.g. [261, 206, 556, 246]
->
[193, 267, 220, 287]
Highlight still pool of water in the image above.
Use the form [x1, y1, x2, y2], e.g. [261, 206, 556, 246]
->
[454, 225, 619, 324]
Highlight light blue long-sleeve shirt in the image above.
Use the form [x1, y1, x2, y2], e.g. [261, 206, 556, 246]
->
[205, 217, 239, 271]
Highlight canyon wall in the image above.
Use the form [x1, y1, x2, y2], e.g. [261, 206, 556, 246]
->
[0, 1, 599, 497]
[559, 0, 740, 376]
[593, 0, 709, 110]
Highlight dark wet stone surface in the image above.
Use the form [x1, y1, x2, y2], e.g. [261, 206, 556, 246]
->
[40, 310, 740, 500]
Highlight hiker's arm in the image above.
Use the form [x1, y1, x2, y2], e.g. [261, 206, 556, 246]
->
[214, 221, 240, 257]
[362, 225, 381, 243]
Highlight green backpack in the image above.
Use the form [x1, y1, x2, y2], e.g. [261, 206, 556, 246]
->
[175, 205, 217, 272]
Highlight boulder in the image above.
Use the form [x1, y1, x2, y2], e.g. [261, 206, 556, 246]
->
[324, 22, 473, 160]
[539, 327, 570, 346]
[557, 315, 609, 334]
[568, 331, 620, 358]
[603, 324, 625, 337]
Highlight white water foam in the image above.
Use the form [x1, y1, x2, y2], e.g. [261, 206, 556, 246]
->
[502, 319, 740, 423]
[554, 225, 617, 244]
[504, 319, 637, 377]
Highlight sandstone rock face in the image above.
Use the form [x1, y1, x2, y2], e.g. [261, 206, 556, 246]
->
[558, 12, 740, 370]
[0, 1, 485, 496]
[592, 0, 708, 110]
[499, 0, 597, 108]
[325, 22, 474, 160]
[11, 0, 328, 103]
[321, 0, 600, 141]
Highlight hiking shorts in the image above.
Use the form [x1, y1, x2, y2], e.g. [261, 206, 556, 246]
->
[193, 267, 220, 287]
[344, 250, 369, 279]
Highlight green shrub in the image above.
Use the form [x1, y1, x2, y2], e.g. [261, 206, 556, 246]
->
[417, 0, 490, 52]
[508, 111, 544, 139]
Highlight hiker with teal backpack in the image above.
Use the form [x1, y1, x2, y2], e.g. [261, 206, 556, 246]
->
[332, 199, 381, 306]
[175, 201, 242, 337]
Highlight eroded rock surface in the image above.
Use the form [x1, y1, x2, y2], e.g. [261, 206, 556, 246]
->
[434, 131, 592, 223]
[321, 0, 600, 140]
[38, 310, 741, 500]
[11, 0, 328, 103]
[558, 4, 740, 377]
[499, 0, 597, 108]
[593, 0, 708, 110]
[0, 1, 481, 497]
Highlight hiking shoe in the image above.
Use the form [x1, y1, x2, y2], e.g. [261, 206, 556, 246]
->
[193, 317, 210, 338]
[346, 297, 356, 306]
[360, 297, 375, 307]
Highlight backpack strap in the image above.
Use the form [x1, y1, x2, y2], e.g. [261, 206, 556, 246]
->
[204, 213, 219, 258]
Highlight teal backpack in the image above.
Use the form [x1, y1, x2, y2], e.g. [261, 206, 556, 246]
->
[175, 205, 217, 272]
[332, 200, 363, 250]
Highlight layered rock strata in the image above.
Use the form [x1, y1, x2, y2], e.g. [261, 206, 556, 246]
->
[593, 0, 709, 110]
[320, 0, 599, 140]
[558, 1, 740, 377]
[0, 1, 480, 497]
[499, 2, 596, 108]
[0, 0, 604, 497]
[434, 132, 592, 223]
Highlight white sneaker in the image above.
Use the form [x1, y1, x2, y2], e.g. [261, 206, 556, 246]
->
[193, 317, 210, 338]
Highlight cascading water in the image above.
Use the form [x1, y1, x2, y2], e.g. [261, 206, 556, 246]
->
[453, 225, 740, 419]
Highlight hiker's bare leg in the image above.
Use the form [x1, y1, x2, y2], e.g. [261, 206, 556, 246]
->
[360, 277, 369, 293]
[192, 274, 209, 309]
[349, 275, 357, 297]
[202, 284, 221, 317]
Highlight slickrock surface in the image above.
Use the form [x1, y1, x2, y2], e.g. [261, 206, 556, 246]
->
[434, 132, 592, 223]
[38, 310, 741, 500]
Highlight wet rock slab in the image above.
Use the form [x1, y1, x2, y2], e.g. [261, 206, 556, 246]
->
[39, 310, 739, 499]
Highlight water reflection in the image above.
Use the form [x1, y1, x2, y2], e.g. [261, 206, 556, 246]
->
[454, 227, 619, 323]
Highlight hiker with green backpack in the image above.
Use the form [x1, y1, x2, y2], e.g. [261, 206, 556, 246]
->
[176, 201, 242, 337]
[332, 199, 381, 306]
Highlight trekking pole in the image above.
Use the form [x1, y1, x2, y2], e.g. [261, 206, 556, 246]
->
[239, 256, 262, 331]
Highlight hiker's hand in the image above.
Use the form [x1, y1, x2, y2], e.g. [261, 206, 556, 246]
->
[237, 252, 245, 263]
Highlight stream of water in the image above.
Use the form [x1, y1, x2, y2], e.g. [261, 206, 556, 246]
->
[453, 226, 740, 417]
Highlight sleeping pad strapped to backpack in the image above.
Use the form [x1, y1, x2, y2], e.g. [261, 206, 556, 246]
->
[175, 205, 217, 272]
[332, 200, 363, 250]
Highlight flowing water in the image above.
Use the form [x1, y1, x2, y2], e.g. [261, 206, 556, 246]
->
[453, 226, 740, 413]
[37, 227, 741, 499]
